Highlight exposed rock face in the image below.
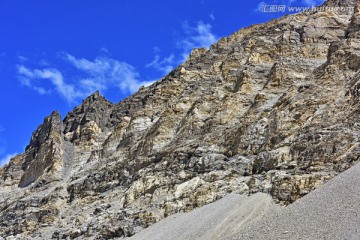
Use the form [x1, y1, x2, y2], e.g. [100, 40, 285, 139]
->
[63, 90, 114, 145]
[1, 0, 360, 238]
[19, 111, 64, 188]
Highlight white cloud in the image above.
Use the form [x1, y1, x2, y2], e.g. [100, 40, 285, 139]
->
[18, 54, 154, 103]
[209, 13, 215, 21]
[18, 66, 80, 102]
[255, 1, 267, 13]
[0, 153, 18, 167]
[0, 134, 8, 166]
[147, 21, 218, 75]
[146, 54, 175, 75]
[39, 59, 50, 66]
[20, 76, 48, 95]
[0, 137, 7, 159]
[62, 53, 154, 93]
[100, 47, 110, 54]
[178, 21, 218, 61]
[153, 46, 161, 53]
[18, 55, 28, 62]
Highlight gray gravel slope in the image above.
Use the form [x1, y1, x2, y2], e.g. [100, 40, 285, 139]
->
[233, 162, 360, 240]
[128, 162, 360, 240]
[128, 193, 280, 240]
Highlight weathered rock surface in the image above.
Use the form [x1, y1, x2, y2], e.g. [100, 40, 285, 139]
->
[1, 0, 360, 238]
[19, 111, 64, 188]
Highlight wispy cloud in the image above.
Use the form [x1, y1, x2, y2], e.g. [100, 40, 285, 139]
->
[209, 13, 215, 21]
[178, 21, 218, 61]
[62, 53, 153, 93]
[146, 53, 175, 75]
[147, 21, 218, 75]
[18, 66, 78, 101]
[18, 55, 28, 62]
[255, 1, 267, 13]
[0, 128, 11, 167]
[18, 54, 154, 103]
[0, 152, 18, 167]
[0, 138, 6, 156]
[100, 47, 110, 54]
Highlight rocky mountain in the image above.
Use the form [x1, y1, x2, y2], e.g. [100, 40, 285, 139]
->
[1, 0, 360, 239]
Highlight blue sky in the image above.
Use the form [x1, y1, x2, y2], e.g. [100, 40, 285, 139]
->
[0, 0, 325, 166]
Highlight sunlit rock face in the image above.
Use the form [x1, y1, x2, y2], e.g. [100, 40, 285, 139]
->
[2, 0, 360, 238]
[19, 111, 64, 188]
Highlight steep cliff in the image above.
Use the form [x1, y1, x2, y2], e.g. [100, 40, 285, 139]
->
[1, 0, 360, 239]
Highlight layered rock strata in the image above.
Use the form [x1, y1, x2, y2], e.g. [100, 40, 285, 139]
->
[1, 0, 360, 238]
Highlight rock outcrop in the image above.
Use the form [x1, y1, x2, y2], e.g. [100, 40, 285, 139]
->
[18, 111, 64, 188]
[1, 0, 360, 238]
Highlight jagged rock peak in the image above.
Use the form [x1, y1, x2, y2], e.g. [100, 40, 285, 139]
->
[63, 91, 115, 144]
[81, 90, 112, 106]
[19, 111, 64, 188]
[26, 110, 63, 151]
[50, 110, 61, 118]
[0, 110, 63, 187]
